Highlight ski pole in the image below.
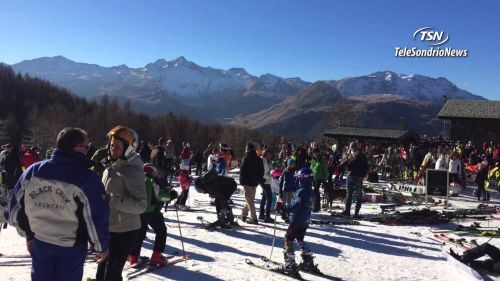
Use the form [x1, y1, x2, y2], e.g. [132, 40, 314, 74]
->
[269, 197, 282, 260]
[174, 205, 188, 261]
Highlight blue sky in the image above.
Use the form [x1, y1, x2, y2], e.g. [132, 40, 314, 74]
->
[1, 0, 499, 99]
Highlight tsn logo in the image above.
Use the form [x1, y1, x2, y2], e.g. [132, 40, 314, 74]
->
[413, 27, 449, 46]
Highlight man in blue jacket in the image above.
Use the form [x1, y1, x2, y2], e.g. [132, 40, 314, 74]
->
[277, 167, 320, 276]
[8, 127, 109, 281]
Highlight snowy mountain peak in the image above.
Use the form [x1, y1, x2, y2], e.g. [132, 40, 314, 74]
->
[152, 58, 168, 65]
[10, 56, 484, 103]
[368, 71, 400, 79]
[260, 73, 279, 79]
[173, 56, 187, 63]
[226, 67, 250, 77]
[112, 64, 129, 70]
[334, 71, 483, 101]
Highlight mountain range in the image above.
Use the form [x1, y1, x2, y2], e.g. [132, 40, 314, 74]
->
[10, 56, 484, 137]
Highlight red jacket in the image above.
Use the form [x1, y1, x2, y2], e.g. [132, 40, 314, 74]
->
[23, 150, 40, 169]
[180, 147, 191, 160]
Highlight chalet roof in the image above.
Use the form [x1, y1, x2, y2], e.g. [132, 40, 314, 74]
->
[323, 126, 416, 141]
[438, 100, 500, 119]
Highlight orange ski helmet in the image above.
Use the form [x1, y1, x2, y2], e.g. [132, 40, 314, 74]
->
[107, 125, 139, 159]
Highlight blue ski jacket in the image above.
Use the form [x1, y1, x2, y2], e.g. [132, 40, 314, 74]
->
[285, 182, 315, 225]
[8, 149, 109, 252]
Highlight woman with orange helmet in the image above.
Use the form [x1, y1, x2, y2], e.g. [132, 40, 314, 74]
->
[94, 125, 147, 281]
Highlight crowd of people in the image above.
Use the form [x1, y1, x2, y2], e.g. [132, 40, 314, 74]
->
[1, 126, 499, 280]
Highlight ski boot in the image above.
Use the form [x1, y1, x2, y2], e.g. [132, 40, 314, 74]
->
[216, 212, 231, 229]
[226, 208, 239, 227]
[150, 251, 167, 267]
[298, 253, 321, 274]
[204, 222, 217, 231]
[128, 255, 139, 267]
[283, 251, 299, 276]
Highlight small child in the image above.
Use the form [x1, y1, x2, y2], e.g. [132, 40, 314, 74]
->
[276, 167, 320, 276]
[129, 164, 177, 267]
[175, 165, 192, 210]
[270, 167, 283, 210]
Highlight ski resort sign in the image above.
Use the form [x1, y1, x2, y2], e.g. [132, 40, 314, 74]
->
[395, 27, 468, 57]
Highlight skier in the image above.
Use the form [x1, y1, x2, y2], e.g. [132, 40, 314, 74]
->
[175, 168, 192, 210]
[94, 125, 147, 281]
[194, 170, 238, 229]
[269, 165, 283, 214]
[275, 167, 320, 275]
[175, 143, 192, 210]
[129, 164, 177, 267]
[450, 243, 500, 272]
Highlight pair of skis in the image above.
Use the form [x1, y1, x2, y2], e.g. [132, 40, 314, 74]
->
[310, 219, 362, 226]
[246, 255, 340, 281]
[431, 233, 477, 250]
[125, 254, 190, 280]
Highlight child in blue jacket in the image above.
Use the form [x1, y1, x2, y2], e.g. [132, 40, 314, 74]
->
[277, 167, 320, 276]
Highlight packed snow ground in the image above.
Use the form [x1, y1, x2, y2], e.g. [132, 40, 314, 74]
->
[1, 170, 500, 281]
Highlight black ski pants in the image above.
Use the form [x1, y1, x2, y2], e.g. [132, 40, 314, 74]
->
[96, 229, 139, 281]
[130, 211, 167, 256]
[463, 243, 500, 263]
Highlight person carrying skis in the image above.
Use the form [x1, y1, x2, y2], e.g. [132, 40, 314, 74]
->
[275, 167, 320, 275]
[129, 164, 177, 267]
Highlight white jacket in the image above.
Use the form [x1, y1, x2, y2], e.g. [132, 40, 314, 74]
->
[261, 157, 272, 185]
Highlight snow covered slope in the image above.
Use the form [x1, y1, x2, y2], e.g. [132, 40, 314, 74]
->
[1, 170, 497, 281]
